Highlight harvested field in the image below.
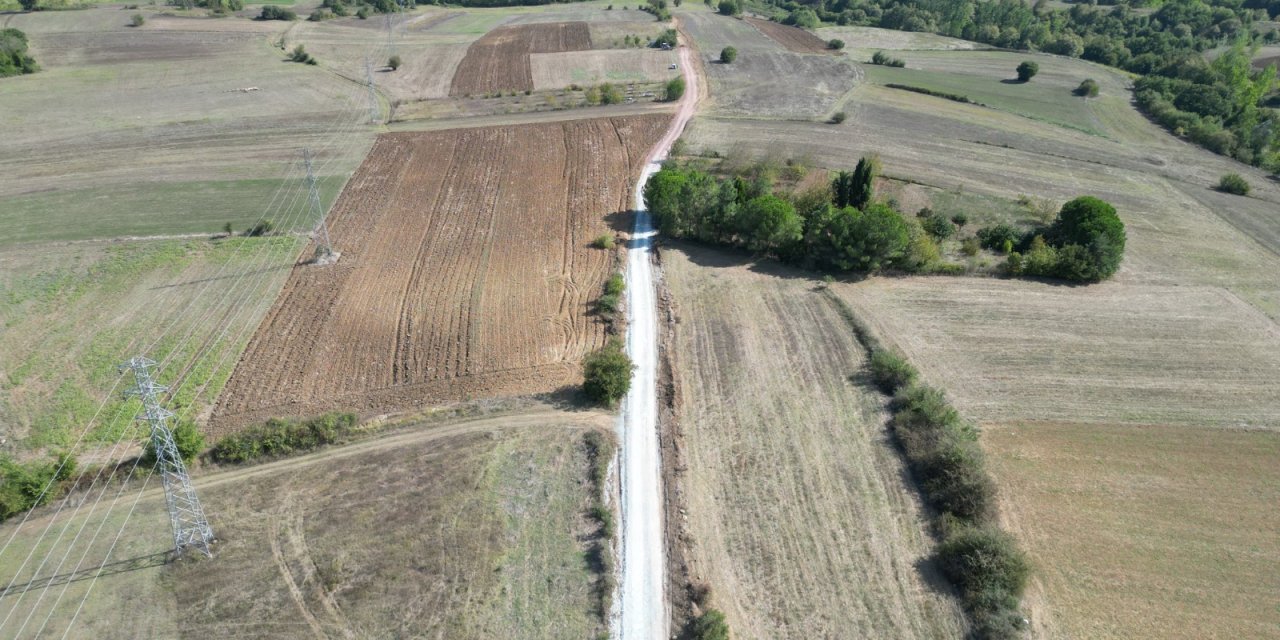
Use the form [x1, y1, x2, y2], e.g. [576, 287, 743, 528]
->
[744, 16, 835, 54]
[664, 244, 966, 639]
[449, 22, 592, 96]
[213, 114, 670, 430]
[530, 49, 677, 90]
[834, 278, 1280, 429]
[816, 25, 987, 56]
[987, 422, 1280, 639]
[0, 408, 615, 640]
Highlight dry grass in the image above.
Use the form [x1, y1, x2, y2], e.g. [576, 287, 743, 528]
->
[664, 244, 965, 639]
[530, 49, 677, 90]
[816, 25, 988, 56]
[0, 409, 612, 640]
[985, 422, 1280, 639]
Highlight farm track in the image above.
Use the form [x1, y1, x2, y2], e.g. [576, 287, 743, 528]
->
[212, 114, 670, 434]
[449, 22, 592, 96]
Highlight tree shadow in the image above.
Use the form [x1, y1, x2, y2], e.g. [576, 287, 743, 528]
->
[0, 551, 170, 599]
[1000, 78, 1027, 84]
[602, 209, 636, 235]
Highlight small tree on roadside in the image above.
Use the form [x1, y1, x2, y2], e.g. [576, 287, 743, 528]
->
[388, 55, 401, 71]
[664, 75, 685, 102]
[1218, 173, 1250, 195]
[583, 339, 633, 406]
[719, 46, 737, 64]
[1074, 78, 1099, 97]
[689, 609, 731, 640]
[1016, 60, 1039, 82]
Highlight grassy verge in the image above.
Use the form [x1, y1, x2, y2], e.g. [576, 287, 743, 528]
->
[582, 430, 616, 623]
[824, 287, 1030, 639]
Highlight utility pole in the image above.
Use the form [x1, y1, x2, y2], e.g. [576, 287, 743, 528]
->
[120, 357, 214, 558]
[303, 148, 335, 263]
[365, 55, 379, 124]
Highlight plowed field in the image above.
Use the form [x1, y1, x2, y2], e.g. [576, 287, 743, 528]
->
[744, 17, 836, 54]
[450, 22, 592, 96]
[212, 114, 670, 431]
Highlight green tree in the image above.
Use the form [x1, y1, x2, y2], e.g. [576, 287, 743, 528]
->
[664, 75, 685, 102]
[849, 155, 880, 210]
[717, 0, 740, 15]
[785, 7, 820, 29]
[851, 202, 910, 270]
[1016, 60, 1039, 82]
[719, 46, 737, 64]
[142, 420, 206, 466]
[739, 195, 802, 253]
[827, 38, 845, 50]
[583, 339, 633, 406]
[1074, 78, 1099, 97]
[18, 0, 37, 11]
[690, 609, 731, 640]
[388, 55, 401, 71]
[1048, 196, 1125, 280]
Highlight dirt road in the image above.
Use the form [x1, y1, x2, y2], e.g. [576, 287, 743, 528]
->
[615, 42, 700, 640]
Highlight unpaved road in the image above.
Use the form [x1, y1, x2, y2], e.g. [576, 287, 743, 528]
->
[615, 42, 700, 640]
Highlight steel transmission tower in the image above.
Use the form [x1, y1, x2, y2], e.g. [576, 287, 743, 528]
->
[121, 357, 214, 558]
[365, 56, 379, 124]
[303, 148, 335, 262]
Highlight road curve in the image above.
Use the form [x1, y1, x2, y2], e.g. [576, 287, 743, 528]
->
[615, 43, 700, 640]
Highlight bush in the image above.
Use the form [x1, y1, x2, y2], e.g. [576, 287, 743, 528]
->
[583, 339, 633, 406]
[245, 219, 275, 236]
[130, 13, 145, 26]
[664, 75, 685, 102]
[976, 224, 1019, 252]
[604, 272, 625, 297]
[388, 55, 401, 71]
[142, 420, 205, 466]
[871, 50, 905, 67]
[950, 212, 968, 227]
[1217, 173, 1250, 195]
[827, 38, 845, 50]
[1074, 78, 1099, 97]
[0, 453, 76, 522]
[868, 349, 917, 394]
[0, 28, 39, 77]
[885, 84, 974, 104]
[960, 237, 980, 256]
[598, 292, 621, 314]
[1016, 60, 1038, 82]
[922, 213, 956, 239]
[719, 46, 737, 64]
[937, 526, 1031, 639]
[716, 0, 740, 15]
[1046, 196, 1125, 281]
[259, 5, 296, 20]
[652, 28, 677, 49]
[592, 234, 615, 249]
[689, 609, 731, 640]
[356, 5, 369, 18]
[209, 412, 358, 464]
[829, 111, 847, 124]
[891, 385, 995, 524]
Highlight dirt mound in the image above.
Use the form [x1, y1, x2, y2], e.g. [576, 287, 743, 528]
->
[211, 114, 670, 433]
[745, 17, 836, 55]
[450, 22, 592, 96]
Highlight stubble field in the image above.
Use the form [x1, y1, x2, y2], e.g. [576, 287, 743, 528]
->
[663, 245, 965, 639]
[0, 408, 614, 640]
[213, 114, 670, 431]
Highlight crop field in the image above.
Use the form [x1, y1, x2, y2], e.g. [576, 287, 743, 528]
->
[213, 114, 669, 430]
[816, 25, 987, 57]
[743, 16, 836, 54]
[0, 409, 614, 640]
[0, 9, 378, 243]
[679, 18, 1280, 638]
[986, 422, 1280, 639]
[664, 245, 965, 639]
[530, 49, 677, 89]
[449, 22, 592, 96]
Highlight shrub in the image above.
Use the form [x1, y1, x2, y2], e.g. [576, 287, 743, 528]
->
[1046, 196, 1125, 281]
[583, 339, 632, 406]
[652, 28, 677, 49]
[937, 526, 1031, 639]
[1074, 78, 1099, 97]
[0, 28, 39, 77]
[259, 5, 296, 20]
[388, 55, 401, 71]
[142, 420, 205, 466]
[827, 38, 845, 50]
[0, 453, 76, 522]
[356, 5, 369, 18]
[885, 83, 973, 104]
[209, 412, 358, 464]
[604, 272, 625, 297]
[592, 234, 615, 249]
[719, 46, 737, 64]
[1016, 60, 1038, 82]
[716, 0, 740, 15]
[922, 213, 956, 239]
[976, 224, 1018, 252]
[689, 609, 731, 640]
[829, 111, 847, 124]
[664, 75, 685, 102]
[868, 349, 917, 394]
[891, 384, 995, 524]
[245, 219, 275, 236]
[871, 50, 905, 67]
[598, 292, 621, 314]
[950, 212, 968, 227]
[960, 237, 980, 256]
[1217, 173, 1250, 195]
[599, 82, 624, 105]
[130, 13, 145, 26]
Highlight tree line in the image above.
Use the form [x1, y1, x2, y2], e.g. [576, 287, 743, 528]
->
[644, 157, 1125, 282]
[760, 0, 1280, 170]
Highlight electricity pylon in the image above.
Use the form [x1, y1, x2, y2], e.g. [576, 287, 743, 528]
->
[303, 148, 335, 262]
[121, 357, 214, 558]
[365, 56, 379, 124]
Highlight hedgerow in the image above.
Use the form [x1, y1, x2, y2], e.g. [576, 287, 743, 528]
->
[208, 412, 358, 464]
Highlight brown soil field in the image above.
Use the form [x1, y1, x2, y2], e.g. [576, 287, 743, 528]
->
[0, 407, 615, 640]
[213, 114, 670, 431]
[744, 16, 836, 54]
[449, 22, 592, 96]
[986, 422, 1280, 639]
[664, 244, 965, 639]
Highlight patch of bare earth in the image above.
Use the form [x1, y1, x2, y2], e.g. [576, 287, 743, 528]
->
[449, 22, 592, 96]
